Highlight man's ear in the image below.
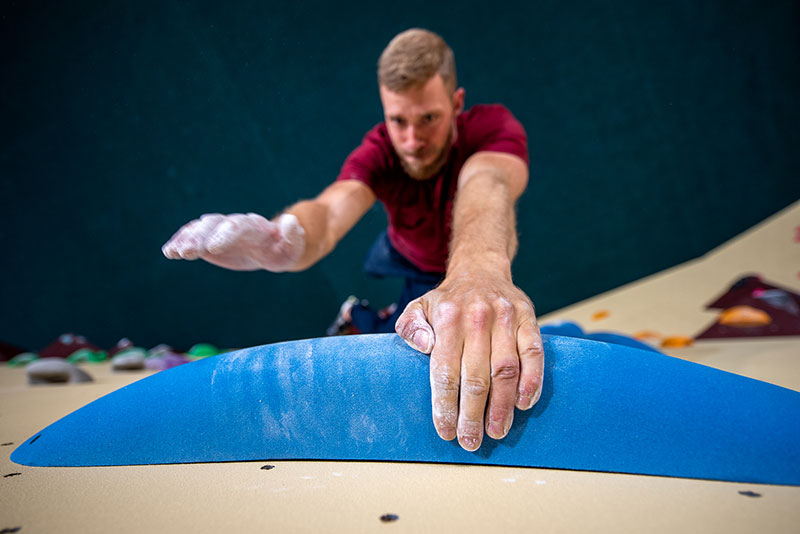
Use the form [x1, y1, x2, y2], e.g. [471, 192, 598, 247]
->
[453, 87, 466, 115]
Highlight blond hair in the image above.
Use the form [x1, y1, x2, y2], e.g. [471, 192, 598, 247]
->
[378, 28, 457, 94]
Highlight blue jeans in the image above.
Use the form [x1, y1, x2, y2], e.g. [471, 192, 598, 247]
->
[350, 231, 444, 334]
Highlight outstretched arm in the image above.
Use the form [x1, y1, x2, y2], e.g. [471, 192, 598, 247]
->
[283, 180, 376, 271]
[395, 151, 544, 451]
[162, 180, 376, 272]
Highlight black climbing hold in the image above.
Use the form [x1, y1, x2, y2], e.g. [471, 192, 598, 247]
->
[0, 527, 21, 534]
[29, 435, 40, 445]
[380, 514, 399, 523]
[738, 490, 762, 498]
[260, 465, 275, 470]
[3, 473, 21, 478]
[0, 443, 13, 447]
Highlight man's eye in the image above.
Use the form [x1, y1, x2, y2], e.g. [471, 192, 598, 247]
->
[422, 114, 436, 124]
[392, 118, 407, 127]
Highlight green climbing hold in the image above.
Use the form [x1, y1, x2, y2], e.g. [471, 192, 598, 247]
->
[67, 348, 108, 364]
[7, 352, 39, 367]
[187, 343, 219, 358]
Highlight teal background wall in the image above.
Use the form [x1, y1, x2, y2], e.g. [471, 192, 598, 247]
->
[2, 0, 798, 351]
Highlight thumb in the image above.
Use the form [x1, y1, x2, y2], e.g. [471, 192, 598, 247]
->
[275, 213, 306, 245]
[395, 298, 435, 354]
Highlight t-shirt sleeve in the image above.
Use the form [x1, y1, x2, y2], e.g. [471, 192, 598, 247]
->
[466, 105, 529, 165]
[336, 125, 390, 195]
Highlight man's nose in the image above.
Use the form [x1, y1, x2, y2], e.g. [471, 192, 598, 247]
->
[403, 127, 425, 152]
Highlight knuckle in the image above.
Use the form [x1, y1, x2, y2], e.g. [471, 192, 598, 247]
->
[493, 297, 514, 318]
[492, 361, 520, 382]
[433, 403, 458, 429]
[433, 301, 459, 326]
[462, 376, 490, 397]
[513, 295, 535, 316]
[494, 299, 515, 329]
[466, 301, 491, 328]
[520, 340, 544, 360]
[431, 371, 459, 394]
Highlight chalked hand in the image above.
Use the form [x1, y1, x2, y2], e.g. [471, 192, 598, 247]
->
[162, 212, 305, 272]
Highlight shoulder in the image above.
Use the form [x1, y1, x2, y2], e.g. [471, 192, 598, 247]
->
[458, 104, 528, 164]
[463, 103, 519, 121]
[460, 104, 526, 137]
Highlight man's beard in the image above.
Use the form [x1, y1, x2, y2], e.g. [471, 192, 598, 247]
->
[399, 128, 454, 180]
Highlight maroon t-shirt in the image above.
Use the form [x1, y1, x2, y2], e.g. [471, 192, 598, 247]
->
[336, 104, 528, 273]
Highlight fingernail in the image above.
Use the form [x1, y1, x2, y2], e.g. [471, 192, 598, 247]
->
[488, 420, 502, 437]
[461, 436, 480, 451]
[516, 393, 533, 410]
[531, 384, 543, 405]
[489, 413, 513, 438]
[437, 426, 456, 441]
[412, 330, 431, 352]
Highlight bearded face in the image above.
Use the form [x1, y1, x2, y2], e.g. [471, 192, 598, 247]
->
[379, 74, 465, 181]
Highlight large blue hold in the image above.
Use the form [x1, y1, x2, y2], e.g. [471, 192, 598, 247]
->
[11, 334, 800, 486]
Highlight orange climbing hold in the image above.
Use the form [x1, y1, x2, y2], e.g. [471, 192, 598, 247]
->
[591, 310, 610, 321]
[718, 306, 772, 327]
[661, 336, 694, 349]
[633, 330, 662, 341]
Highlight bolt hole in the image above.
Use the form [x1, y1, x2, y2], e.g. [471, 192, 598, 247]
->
[738, 490, 762, 498]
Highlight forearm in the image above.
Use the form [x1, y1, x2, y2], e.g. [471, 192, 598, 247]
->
[283, 199, 335, 271]
[395, 154, 541, 453]
[283, 180, 376, 272]
[447, 171, 519, 280]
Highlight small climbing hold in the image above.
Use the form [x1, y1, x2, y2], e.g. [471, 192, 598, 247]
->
[633, 330, 661, 341]
[7, 352, 39, 368]
[719, 306, 772, 328]
[111, 348, 147, 371]
[380, 514, 399, 523]
[661, 336, 694, 349]
[26, 358, 93, 384]
[187, 343, 220, 358]
[66, 348, 107, 364]
[591, 310, 610, 321]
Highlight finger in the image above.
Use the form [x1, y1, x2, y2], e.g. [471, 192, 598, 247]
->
[177, 216, 222, 259]
[166, 214, 224, 260]
[427, 302, 462, 441]
[162, 240, 182, 259]
[162, 220, 203, 260]
[206, 219, 239, 254]
[516, 316, 544, 410]
[485, 300, 519, 440]
[457, 302, 492, 451]
[395, 298, 435, 354]
[163, 219, 202, 259]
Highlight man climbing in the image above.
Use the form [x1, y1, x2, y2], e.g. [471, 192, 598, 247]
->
[162, 28, 544, 452]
